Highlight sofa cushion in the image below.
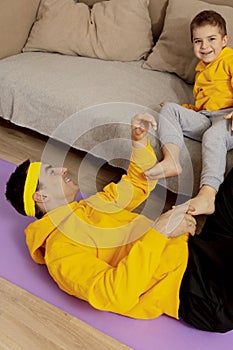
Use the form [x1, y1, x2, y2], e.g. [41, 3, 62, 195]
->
[0, 0, 40, 59]
[23, 0, 153, 61]
[78, 0, 103, 5]
[143, 0, 233, 83]
[78, 0, 169, 43]
[79, 0, 233, 44]
[147, 0, 233, 43]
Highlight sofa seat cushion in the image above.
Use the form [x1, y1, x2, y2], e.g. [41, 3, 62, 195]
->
[1, 52, 232, 196]
[0, 52, 193, 132]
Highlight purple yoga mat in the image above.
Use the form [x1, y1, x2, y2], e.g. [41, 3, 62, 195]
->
[1, 158, 233, 349]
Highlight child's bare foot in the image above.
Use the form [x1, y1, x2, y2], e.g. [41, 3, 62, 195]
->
[144, 158, 182, 180]
[187, 185, 217, 216]
[144, 143, 182, 180]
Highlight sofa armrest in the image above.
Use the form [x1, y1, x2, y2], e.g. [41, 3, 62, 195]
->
[0, 0, 40, 59]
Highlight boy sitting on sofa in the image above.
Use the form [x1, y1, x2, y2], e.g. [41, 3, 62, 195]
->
[145, 10, 233, 216]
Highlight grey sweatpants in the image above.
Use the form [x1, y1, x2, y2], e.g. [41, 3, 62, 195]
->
[158, 103, 233, 191]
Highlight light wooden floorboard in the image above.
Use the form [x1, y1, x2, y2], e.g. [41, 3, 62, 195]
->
[0, 278, 132, 350]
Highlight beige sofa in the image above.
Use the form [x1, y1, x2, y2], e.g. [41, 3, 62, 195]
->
[1, 0, 233, 196]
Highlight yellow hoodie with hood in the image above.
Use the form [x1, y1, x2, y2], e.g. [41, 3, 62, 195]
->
[24, 142, 189, 320]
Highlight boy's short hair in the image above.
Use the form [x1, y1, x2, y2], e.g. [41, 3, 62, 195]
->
[5, 159, 44, 219]
[190, 10, 227, 41]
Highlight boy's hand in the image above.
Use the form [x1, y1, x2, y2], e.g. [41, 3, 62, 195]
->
[224, 111, 233, 131]
[131, 113, 157, 147]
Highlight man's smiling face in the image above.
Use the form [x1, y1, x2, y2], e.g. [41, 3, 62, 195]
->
[38, 164, 79, 211]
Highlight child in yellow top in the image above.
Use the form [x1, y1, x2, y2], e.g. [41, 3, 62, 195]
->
[144, 10, 233, 216]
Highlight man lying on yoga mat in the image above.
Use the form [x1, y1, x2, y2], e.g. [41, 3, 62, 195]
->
[5, 114, 233, 333]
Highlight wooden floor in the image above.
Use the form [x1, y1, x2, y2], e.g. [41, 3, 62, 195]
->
[0, 278, 132, 350]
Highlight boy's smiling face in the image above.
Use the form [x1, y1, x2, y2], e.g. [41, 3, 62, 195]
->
[192, 24, 228, 64]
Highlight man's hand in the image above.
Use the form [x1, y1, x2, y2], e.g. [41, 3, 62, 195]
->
[153, 203, 197, 238]
[224, 111, 233, 131]
[131, 113, 157, 147]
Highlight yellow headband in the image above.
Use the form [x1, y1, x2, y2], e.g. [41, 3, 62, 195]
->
[23, 162, 41, 217]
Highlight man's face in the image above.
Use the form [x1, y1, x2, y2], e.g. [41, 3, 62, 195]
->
[192, 24, 228, 64]
[38, 164, 79, 210]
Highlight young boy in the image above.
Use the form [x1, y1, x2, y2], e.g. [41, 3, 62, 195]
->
[144, 10, 233, 216]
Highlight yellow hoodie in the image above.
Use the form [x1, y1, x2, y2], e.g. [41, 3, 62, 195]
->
[183, 47, 233, 112]
[25, 142, 189, 320]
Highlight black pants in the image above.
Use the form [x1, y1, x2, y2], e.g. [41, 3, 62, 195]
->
[179, 167, 233, 333]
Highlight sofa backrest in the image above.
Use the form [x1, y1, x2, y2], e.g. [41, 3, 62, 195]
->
[1, 0, 233, 60]
[0, 0, 40, 59]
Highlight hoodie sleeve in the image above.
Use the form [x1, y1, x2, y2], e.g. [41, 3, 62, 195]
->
[86, 141, 157, 213]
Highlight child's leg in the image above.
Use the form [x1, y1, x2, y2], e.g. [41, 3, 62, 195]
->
[145, 103, 211, 180]
[187, 117, 233, 215]
[144, 142, 182, 179]
[201, 165, 233, 239]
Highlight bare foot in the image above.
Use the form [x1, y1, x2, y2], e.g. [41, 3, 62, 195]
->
[187, 185, 217, 216]
[144, 158, 182, 180]
[144, 143, 182, 180]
